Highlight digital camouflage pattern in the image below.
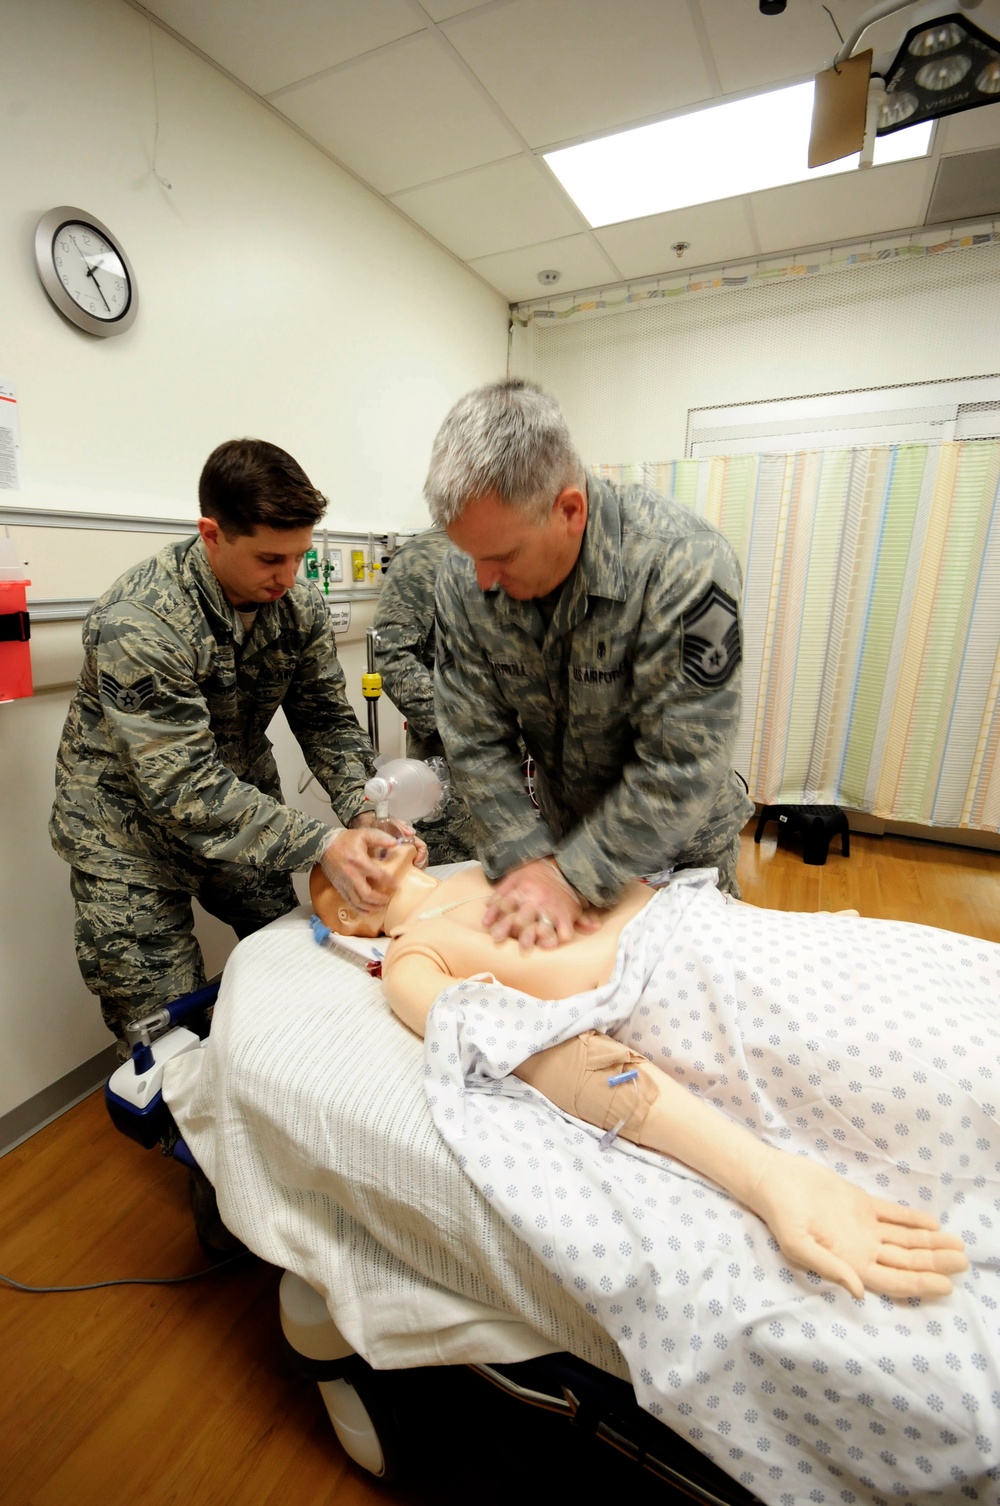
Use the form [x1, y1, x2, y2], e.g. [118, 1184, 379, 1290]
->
[435, 474, 754, 907]
[52, 536, 375, 1040]
[52, 535, 373, 883]
[71, 865, 298, 1053]
[373, 528, 475, 864]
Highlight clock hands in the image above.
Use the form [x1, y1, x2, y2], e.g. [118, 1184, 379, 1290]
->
[69, 233, 113, 313]
[85, 264, 112, 314]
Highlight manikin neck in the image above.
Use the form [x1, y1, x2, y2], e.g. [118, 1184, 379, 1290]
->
[382, 862, 440, 936]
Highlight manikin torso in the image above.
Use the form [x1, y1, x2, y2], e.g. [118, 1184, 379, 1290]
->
[385, 863, 652, 999]
[310, 850, 654, 1036]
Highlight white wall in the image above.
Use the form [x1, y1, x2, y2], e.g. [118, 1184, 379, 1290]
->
[511, 238, 1000, 465]
[0, 0, 508, 1121]
[4, 0, 506, 528]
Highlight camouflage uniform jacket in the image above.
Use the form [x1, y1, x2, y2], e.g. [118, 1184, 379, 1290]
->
[50, 536, 373, 884]
[373, 528, 453, 762]
[434, 475, 753, 907]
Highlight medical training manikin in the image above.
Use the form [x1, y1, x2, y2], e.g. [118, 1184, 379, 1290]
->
[310, 846, 967, 1303]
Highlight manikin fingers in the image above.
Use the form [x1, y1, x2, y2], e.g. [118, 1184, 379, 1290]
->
[863, 1265, 956, 1299]
[868, 1197, 942, 1231]
[875, 1242, 970, 1275]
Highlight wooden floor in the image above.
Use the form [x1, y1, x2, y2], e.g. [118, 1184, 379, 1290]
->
[2, 825, 998, 1506]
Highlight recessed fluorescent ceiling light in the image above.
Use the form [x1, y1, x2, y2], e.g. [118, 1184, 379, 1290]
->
[544, 82, 931, 227]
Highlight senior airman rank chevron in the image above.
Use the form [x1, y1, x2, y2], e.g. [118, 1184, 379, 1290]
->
[680, 582, 741, 688]
[100, 670, 156, 712]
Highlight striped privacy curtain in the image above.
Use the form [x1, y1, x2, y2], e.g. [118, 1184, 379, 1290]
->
[595, 441, 1000, 830]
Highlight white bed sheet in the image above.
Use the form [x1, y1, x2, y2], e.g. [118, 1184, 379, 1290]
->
[161, 909, 628, 1377]
[426, 872, 1000, 1505]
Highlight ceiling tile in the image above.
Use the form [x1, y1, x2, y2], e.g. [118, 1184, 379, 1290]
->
[274, 33, 520, 194]
[751, 159, 932, 256]
[937, 105, 1000, 156]
[595, 199, 758, 282]
[421, 0, 496, 18]
[442, 0, 714, 149]
[391, 156, 586, 260]
[145, 0, 423, 95]
[468, 233, 621, 302]
[697, 0, 878, 95]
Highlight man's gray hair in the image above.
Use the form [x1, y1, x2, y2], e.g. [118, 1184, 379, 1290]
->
[424, 380, 585, 526]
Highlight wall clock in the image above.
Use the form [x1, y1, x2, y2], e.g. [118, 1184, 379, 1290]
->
[34, 206, 138, 337]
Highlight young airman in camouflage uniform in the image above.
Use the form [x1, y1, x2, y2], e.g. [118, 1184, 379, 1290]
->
[51, 439, 413, 1053]
[425, 380, 754, 951]
[373, 528, 476, 865]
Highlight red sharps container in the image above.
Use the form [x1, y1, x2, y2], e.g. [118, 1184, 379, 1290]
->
[0, 539, 32, 702]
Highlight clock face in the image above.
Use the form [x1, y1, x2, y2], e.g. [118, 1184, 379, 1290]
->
[34, 207, 138, 337]
[52, 221, 131, 322]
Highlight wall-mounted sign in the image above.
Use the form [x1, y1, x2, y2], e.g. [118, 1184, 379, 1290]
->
[0, 379, 23, 491]
[328, 602, 351, 635]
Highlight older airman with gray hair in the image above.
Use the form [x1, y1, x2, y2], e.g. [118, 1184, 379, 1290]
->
[426, 379, 753, 951]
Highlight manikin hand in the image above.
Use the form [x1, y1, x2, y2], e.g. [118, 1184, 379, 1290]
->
[746, 1147, 969, 1300]
[483, 857, 601, 951]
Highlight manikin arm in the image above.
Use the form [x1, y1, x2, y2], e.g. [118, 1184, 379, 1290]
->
[517, 1036, 968, 1301]
[382, 956, 968, 1300]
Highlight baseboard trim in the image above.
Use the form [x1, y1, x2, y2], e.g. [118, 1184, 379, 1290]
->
[752, 806, 1000, 853]
[0, 1045, 119, 1158]
[842, 812, 1000, 852]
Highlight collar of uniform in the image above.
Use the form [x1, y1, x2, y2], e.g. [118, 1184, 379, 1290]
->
[576, 476, 626, 603]
[182, 535, 261, 644]
[180, 536, 281, 647]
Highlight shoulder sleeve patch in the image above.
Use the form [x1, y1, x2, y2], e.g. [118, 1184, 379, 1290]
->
[680, 582, 741, 688]
[100, 670, 156, 712]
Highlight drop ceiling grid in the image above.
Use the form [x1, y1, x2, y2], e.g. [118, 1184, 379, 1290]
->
[137, 0, 1000, 301]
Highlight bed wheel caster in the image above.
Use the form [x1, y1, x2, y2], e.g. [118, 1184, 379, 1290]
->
[278, 1271, 403, 1481]
[318, 1362, 401, 1482]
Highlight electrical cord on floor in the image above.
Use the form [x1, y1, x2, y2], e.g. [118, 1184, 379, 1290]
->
[0, 1251, 250, 1293]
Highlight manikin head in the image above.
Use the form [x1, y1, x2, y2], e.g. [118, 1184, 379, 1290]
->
[309, 842, 440, 938]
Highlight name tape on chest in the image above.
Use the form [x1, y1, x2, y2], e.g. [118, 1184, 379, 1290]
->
[680, 583, 741, 689]
[100, 670, 156, 712]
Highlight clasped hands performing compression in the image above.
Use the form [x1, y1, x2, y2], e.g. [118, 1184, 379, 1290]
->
[336, 829, 597, 952]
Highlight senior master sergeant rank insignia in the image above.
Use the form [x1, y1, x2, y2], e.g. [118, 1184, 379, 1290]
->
[680, 582, 741, 689]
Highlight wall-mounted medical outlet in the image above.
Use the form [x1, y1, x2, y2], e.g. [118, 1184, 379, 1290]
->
[323, 548, 343, 585]
[351, 550, 365, 582]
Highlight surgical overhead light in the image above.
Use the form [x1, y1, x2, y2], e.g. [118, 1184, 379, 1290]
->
[809, 1, 1000, 167]
[878, 12, 1000, 133]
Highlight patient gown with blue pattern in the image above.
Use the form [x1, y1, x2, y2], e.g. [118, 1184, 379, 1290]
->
[425, 870, 1000, 1506]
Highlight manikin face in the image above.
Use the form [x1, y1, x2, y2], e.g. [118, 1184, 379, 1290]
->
[309, 843, 439, 937]
[445, 488, 587, 601]
[198, 518, 314, 607]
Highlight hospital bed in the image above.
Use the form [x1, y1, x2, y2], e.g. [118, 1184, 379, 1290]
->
[105, 886, 1000, 1505]
[105, 908, 760, 1505]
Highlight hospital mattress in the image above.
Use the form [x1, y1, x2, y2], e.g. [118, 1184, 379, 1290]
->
[161, 908, 630, 1378]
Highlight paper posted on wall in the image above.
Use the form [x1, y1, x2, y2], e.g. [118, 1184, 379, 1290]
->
[0, 381, 23, 491]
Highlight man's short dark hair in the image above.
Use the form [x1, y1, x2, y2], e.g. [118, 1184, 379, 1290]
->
[199, 439, 328, 535]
